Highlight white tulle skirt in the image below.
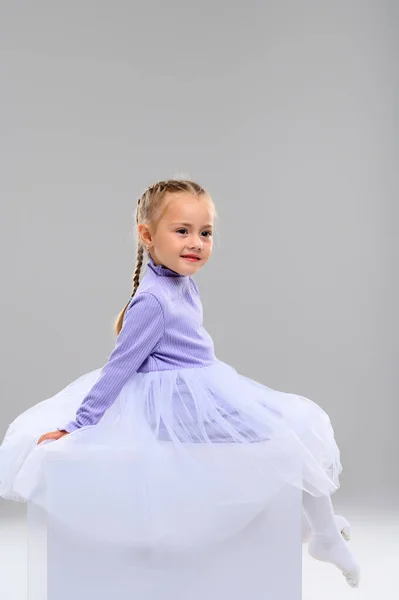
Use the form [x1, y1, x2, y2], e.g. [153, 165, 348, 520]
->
[0, 359, 342, 548]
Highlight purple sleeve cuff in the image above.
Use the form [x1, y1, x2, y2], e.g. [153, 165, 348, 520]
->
[58, 422, 80, 433]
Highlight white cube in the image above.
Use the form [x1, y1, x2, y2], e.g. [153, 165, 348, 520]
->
[28, 450, 303, 600]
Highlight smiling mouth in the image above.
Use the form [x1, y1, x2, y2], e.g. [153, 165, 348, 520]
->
[181, 255, 201, 261]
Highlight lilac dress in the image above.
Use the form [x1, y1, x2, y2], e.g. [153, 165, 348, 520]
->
[0, 256, 342, 547]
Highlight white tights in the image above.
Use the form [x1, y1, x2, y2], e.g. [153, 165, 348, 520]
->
[302, 491, 360, 588]
[302, 491, 340, 537]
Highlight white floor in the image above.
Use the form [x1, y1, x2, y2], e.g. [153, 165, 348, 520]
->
[0, 502, 398, 600]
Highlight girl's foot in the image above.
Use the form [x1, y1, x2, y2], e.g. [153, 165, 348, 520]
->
[308, 532, 360, 588]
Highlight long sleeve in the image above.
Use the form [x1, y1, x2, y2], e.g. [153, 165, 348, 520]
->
[60, 292, 164, 433]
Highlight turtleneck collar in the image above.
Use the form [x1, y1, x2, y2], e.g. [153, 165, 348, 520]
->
[147, 255, 186, 278]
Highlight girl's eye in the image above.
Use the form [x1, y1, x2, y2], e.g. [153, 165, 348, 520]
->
[175, 229, 212, 237]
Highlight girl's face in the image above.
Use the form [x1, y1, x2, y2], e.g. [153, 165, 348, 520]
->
[139, 192, 214, 275]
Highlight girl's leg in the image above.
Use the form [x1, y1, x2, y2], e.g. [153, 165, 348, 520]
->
[302, 492, 360, 588]
[302, 510, 351, 543]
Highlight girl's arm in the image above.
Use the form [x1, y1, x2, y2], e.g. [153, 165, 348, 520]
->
[59, 292, 164, 433]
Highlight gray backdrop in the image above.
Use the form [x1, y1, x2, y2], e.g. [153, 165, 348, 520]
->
[1, 1, 397, 510]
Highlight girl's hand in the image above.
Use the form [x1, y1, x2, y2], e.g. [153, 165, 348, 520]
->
[37, 430, 69, 445]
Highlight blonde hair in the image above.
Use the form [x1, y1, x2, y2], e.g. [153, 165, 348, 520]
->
[114, 179, 213, 336]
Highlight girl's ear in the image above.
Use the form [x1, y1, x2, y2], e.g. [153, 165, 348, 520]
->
[138, 224, 153, 247]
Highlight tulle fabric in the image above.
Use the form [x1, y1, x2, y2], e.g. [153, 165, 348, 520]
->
[0, 360, 342, 548]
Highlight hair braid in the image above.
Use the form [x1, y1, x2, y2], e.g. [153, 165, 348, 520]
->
[132, 244, 144, 297]
[114, 223, 146, 335]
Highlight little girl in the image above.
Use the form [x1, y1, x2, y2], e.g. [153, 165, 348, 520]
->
[0, 179, 360, 588]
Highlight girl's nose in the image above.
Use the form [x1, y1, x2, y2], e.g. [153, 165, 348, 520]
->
[188, 236, 203, 250]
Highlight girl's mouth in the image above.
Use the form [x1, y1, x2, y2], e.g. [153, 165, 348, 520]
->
[181, 255, 201, 262]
